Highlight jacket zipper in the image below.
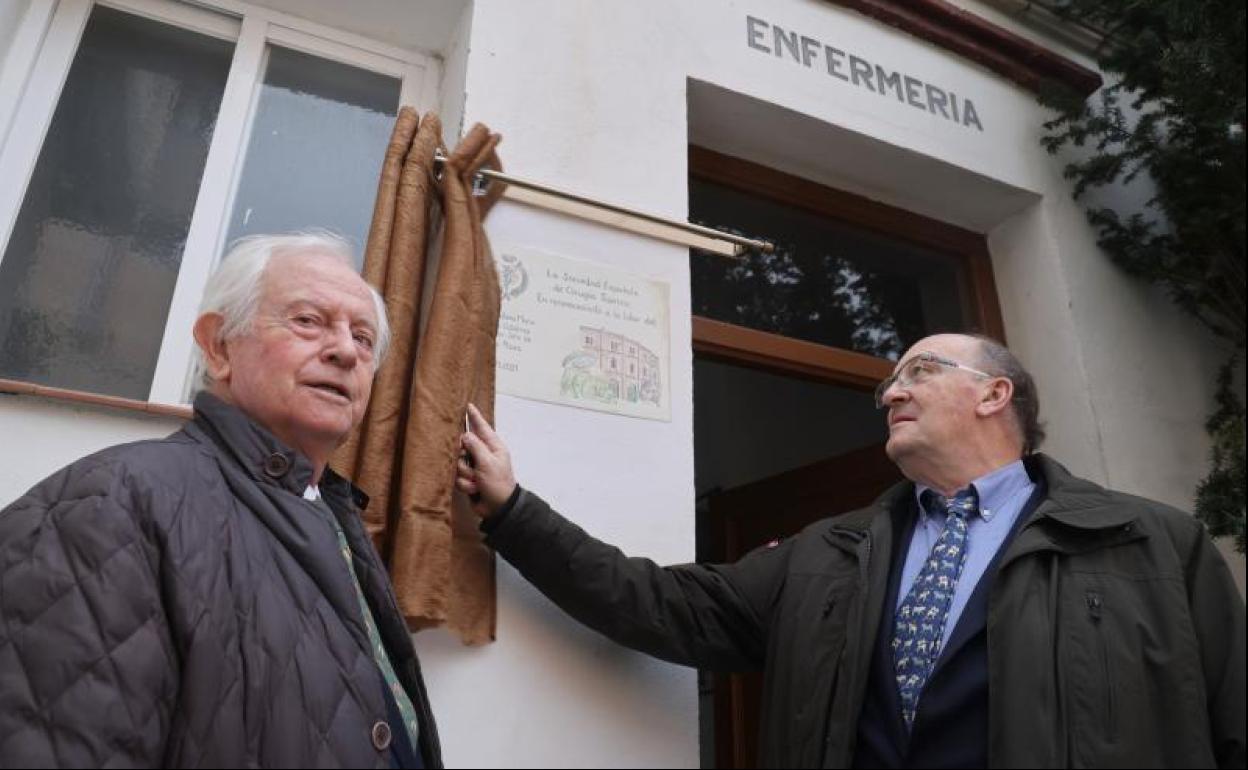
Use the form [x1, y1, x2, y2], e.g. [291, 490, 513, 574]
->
[1085, 590, 1116, 742]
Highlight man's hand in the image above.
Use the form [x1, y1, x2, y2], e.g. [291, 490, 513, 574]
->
[457, 403, 518, 519]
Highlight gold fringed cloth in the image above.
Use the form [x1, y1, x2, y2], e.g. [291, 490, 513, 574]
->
[334, 108, 504, 645]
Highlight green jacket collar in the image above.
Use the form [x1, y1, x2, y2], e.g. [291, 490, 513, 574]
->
[826, 453, 1144, 551]
[1024, 454, 1140, 530]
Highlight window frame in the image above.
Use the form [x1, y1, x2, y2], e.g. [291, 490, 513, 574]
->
[0, 0, 441, 406]
[688, 145, 1006, 391]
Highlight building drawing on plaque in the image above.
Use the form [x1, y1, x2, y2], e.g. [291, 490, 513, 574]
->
[495, 246, 670, 421]
[562, 327, 661, 408]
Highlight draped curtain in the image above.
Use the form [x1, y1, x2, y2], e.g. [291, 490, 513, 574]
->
[334, 107, 504, 645]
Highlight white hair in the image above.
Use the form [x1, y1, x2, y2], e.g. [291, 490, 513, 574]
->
[196, 231, 390, 386]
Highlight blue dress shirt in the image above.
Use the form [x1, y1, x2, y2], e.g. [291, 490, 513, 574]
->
[895, 459, 1036, 649]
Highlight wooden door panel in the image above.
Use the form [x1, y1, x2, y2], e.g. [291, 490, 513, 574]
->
[705, 442, 901, 768]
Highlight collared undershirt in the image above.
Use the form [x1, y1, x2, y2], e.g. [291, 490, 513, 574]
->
[895, 460, 1036, 649]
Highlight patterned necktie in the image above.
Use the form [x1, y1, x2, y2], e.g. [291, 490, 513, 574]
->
[312, 496, 422, 753]
[892, 488, 977, 729]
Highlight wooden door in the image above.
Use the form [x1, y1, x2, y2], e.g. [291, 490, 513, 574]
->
[703, 442, 902, 769]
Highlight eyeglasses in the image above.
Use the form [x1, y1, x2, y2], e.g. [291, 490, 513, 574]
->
[874, 351, 993, 409]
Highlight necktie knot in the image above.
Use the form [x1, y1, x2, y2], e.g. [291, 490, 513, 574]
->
[923, 488, 978, 521]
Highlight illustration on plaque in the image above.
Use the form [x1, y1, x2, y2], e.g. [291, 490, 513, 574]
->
[561, 327, 661, 407]
[494, 245, 671, 421]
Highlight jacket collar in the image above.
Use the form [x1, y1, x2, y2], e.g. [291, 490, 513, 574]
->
[191, 391, 323, 500]
[824, 453, 1143, 554]
[1023, 454, 1140, 530]
[190, 392, 371, 510]
[996, 454, 1146, 561]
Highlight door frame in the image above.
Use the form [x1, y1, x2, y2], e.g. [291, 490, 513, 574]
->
[689, 145, 1007, 392]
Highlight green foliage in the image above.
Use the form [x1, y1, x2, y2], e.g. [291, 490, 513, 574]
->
[1196, 360, 1246, 551]
[1041, 0, 1245, 549]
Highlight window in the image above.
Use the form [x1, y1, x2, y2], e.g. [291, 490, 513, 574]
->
[690, 177, 968, 361]
[0, 0, 438, 403]
[688, 146, 1003, 389]
[0, 7, 232, 399]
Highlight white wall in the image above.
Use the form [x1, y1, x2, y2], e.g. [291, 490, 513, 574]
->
[435, 0, 472, 143]
[0, 0, 34, 148]
[0, 395, 182, 495]
[246, 0, 465, 58]
[0, 1, 29, 65]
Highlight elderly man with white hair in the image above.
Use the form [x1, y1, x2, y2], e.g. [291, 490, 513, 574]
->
[0, 233, 441, 769]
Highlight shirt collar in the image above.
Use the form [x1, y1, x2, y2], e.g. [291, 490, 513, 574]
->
[915, 458, 1030, 524]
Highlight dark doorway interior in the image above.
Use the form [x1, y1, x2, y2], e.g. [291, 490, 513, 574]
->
[694, 356, 899, 769]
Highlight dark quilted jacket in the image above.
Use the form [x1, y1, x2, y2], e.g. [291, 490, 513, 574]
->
[0, 393, 442, 768]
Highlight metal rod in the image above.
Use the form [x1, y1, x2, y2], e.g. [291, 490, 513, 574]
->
[433, 154, 774, 256]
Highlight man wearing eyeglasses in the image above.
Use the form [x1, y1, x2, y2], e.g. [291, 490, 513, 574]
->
[457, 333, 1245, 769]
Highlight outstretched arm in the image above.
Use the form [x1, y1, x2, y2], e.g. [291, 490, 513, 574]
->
[456, 404, 787, 671]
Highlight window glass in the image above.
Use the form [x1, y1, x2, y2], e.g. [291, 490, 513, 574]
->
[0, 6, 233, 398]
[689, 177, 971, 361]
[223, 45, 401, 264]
